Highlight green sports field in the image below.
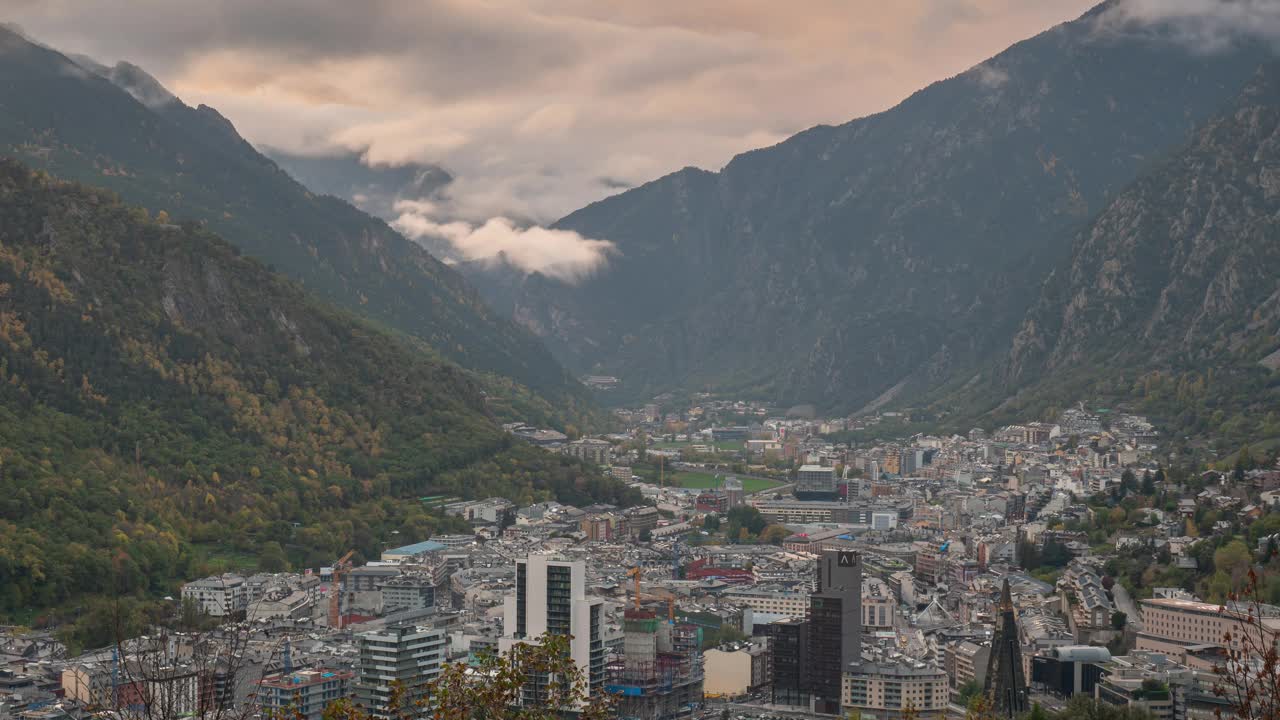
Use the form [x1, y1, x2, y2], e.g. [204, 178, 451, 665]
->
[670, 471, 782, 493]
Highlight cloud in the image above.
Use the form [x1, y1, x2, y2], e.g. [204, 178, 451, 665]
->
[1094, 0, 1280, 52]
[6, 1, 1100, 227]
[971, 63, 1010, 89]
[392, 202, 616, 283]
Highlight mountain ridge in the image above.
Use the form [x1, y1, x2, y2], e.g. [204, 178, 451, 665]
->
[0, 26, 595, 427]
[951, 63, 1280, 446]
[473, 3, 1272, 413]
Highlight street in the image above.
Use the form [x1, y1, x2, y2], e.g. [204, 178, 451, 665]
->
[1112, 582, 1143, 633]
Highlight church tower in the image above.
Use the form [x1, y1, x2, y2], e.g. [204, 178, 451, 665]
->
[983, 578, 1028, 718]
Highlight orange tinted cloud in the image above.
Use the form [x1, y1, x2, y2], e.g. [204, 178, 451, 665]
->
[9, 0, 1100, 223]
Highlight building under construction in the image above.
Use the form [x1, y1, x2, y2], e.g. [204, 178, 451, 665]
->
[606, 606, 704, 720]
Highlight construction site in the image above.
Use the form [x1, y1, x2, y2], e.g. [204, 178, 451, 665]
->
[606, 569, 704, 720]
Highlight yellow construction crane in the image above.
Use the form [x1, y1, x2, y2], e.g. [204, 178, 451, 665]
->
[328, 549, 356, 629]
[627, 566, 675, 621]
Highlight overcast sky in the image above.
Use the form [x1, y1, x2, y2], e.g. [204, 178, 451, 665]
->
[13, 1, 1263, 280]
[6, 1, 1103, 224]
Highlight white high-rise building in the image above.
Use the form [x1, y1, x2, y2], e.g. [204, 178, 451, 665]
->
[501, 555, 606, 707]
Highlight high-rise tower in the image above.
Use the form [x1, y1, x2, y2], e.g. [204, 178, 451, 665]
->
[807, 549, 862, 714]
[501, 555, 606, 707]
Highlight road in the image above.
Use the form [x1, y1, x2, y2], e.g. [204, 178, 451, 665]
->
[1112, 581, 1143, 632]
[699, 702, 831, 719]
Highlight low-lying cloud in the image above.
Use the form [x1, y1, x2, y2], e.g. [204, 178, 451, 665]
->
[970, 63, 1010, 89]
[7, 1, 1101, 227]
[1095, 0, 1280, 52]
[393, 201, 616, 283]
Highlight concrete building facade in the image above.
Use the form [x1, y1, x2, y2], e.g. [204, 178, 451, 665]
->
[354, 624, 447, 718]
[181, 574, 248, 617]
[703, 642, 770, 698]
[842, 660, 948, 720]
[500, 555, 607, 707]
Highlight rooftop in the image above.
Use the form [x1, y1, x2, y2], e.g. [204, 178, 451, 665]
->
[383, 540, 447, 556]
[259, 668, 353, 689]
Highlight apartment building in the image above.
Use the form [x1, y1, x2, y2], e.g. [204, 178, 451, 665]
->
[258, 669, 352, 720]
[843, 659, 949, 720]
[181, 574, 248, 617]
[723, 586, 810, 617]
[354, 624, 447, 717]
[862, 578, 897, 631]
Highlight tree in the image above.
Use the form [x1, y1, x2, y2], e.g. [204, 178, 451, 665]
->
[1041, 538, 1071, 568]
[725, 506, 767, 539]
[1018, 538, 1041, 570]
[1120, 469, 1137, 494]
[427, 634, 612, 720]
[760, 524, 791, 545]
[258, 541, 290, 572]
[84, 589, 275, 720]
[957, 679, 980, 704]
[1214, 540, 1253, 587]
[702, 624, 748, 649]
[1141, 470, 1156, 496]
[703, 514, 721, 531]
[1111, 611, 1128, 630]
[1232, 444, 1255, 483]
[638, 528, 652, 542]
[1213, 569, 1280, 720]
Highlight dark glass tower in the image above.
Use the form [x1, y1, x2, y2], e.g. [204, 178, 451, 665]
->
[807, 550, 862, 714]
[984, 578, 1029, 718]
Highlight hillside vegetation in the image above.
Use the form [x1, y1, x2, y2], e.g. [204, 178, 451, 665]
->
[924, 65, 1280, 453]
[0, 161, 637, 616]
[0, 25, 596, 428]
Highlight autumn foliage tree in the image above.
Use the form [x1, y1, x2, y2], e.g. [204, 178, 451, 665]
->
[1213, 569, 1280, 720]
[321, 634, 612, 720]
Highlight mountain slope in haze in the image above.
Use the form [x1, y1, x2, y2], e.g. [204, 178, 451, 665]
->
[0, 159, 637, 615]
[972, 65, 1280, 446]
[0, 26, 594, 425]
[262, 148, 451, 224]
[487, 3, 1271, 410]
[262, 148, 460, 261]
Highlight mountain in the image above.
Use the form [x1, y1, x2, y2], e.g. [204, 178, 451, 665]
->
[261, 148, 459, 260]
[262, 149, 451, 223]
[482, 3, 1271, 411]
[0, 159, 638, 616]
[0, 26, 594, 425]
[967, 65, 1280, 446]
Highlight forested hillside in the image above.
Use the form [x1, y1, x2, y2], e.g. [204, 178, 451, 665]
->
[0, 161, 637, 617]
[0, 25, 596, 427]
[924, 65, 1280, 451]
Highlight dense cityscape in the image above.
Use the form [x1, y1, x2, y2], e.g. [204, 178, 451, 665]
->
[4, 397, 1278, 720]
[2, 2, 1280, 720]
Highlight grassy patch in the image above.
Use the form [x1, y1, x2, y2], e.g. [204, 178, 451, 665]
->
[194, 544, 260, 574]
[670, 471, 782, 493]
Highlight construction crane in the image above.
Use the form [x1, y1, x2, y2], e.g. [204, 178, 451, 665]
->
[328, 549, 356, 629]
[627, 566, 675, 621]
